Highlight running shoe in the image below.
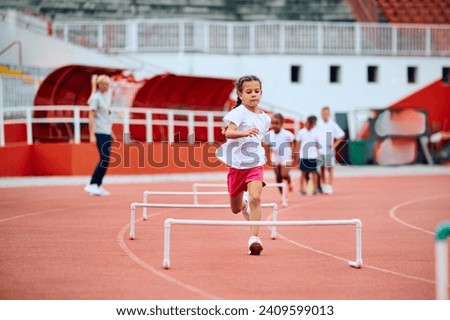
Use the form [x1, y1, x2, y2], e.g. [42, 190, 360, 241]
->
[97, 186, 111, 196]
[84, 184, 101, 196]
[322, 184, 333, 195]
[248, 236, 263, 255]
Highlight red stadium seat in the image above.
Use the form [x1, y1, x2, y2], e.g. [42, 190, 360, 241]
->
[375, 0, 450, 24]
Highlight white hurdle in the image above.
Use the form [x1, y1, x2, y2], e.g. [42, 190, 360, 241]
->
[435, 222, 450, 300]
[192, 182, 288, 207]
[142, 191, 229, 219]
[129, 202, 279, 240]
[162, 218, 363, 269]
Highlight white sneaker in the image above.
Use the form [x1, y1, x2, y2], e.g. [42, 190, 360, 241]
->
[97, 186, 110, 196]
[242, 191, 250, 221]
[323, 184, 333, 195]
[84, 184, 101, 196]
[248, 236, 263, 255]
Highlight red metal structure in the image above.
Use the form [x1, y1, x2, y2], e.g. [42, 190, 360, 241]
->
[32, 65, 236, 142]
[33, 64, 123, 142]
[130, 73, 236, 142]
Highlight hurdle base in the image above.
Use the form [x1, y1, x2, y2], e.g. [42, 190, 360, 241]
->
[349, 260, 362, 268]
[163, 260, 170, 269]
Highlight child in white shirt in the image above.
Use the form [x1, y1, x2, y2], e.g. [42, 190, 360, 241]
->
[216, 75, 271, 255]
[265, 113, 296, 193]
[294, 116, 320, 195]
[316, 106, 345, 194]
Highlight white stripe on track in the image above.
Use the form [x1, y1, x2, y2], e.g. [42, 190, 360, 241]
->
[388, 194, 449, 236]
[117, 209, 222, 300]
[269, 197, 442, 287]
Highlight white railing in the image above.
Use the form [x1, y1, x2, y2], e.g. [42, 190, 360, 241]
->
[0, 9, 52, 36]
[0, 75, 41, 119]
[52, 19, 450, 56]
[0, 105, 301, 147]
[0, 74, 142, 119]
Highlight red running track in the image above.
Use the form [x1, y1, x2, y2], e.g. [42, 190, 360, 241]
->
[0, 174, 449, 299]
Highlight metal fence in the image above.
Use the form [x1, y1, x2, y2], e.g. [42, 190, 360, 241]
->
[0, 106, 203, 146]
[0, 75, 40, 119]
[52, 19, 450, 56]
[0, 105, 301, 147]
[0, 75, 143, 120]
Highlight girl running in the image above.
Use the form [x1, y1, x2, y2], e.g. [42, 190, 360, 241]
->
[265, 113, 296, 193]
[216, 75, 271, 255]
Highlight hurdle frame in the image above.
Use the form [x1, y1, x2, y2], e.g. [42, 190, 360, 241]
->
[192, 182, 288, 207]
[162, 218, 362, 269]
[435, 222, 450, 300]
[142, 191, 229, 219]
[129, 202, 279, 240]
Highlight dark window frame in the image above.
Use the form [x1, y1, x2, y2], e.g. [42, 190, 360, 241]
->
[291, 65, 301, 83]
[330, 65, 341, 83]
[368, 65, 378, 83]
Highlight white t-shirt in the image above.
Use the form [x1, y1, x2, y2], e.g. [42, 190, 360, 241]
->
[216, 105, 271, 169]
[89, 91, 112, 135]
[316, 120, 345, 156]
[296, 128, 320, 159]
[266, 128, 295, 164]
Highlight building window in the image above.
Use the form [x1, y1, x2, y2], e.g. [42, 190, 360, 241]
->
[407, 66, 417, 84]
[291, 65, 301, 83]
[330, 65, 340, 83]
[368, 66, 378, 83]
[443, 67, 450, 84]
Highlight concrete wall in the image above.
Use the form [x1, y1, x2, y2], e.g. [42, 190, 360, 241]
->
[128, 52, 449, 119]
[0, 18, 135, 70]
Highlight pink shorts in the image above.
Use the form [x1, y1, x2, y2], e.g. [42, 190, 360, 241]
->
[227, 165, 265, 197]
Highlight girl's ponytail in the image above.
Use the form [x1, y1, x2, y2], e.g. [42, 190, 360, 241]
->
[88, 74, 98, 104]
[234, 97, 242, 109]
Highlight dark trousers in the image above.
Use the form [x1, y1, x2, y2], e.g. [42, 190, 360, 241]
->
[90, 133, 112, 186]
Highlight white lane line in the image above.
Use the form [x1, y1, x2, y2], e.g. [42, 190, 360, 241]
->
[0, 201, 120, 224]
[269, 198, 440, 287]
[117, 208, 222, 300]
[388, 194, 449, 236]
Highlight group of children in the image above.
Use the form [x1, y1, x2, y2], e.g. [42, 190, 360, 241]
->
[267, 107, 345, 197]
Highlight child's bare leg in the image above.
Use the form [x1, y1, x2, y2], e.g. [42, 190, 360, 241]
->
[247, 180, 263, 237]
[229, 192, 244, 214]
[281, 166, 292, 191]
[300, 172, 307, 193]
[274, 165, 283, 194]
[312, 171, 318, 194]
[326, 167, 334, 186]
[320, 165, 326, 184]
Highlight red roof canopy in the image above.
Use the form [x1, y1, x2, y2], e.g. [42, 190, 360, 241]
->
[32, 65, 236, 142]
[34, 64, 123, 106]
[33, 65, 123, 142]
[132, 73, 235, 111]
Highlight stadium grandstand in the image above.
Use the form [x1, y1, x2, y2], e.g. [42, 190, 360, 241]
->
[0, 0, 449, 175]
[0, 0, 355, 22]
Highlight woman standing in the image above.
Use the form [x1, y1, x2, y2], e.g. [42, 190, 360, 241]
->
[84, 74, 115, 196]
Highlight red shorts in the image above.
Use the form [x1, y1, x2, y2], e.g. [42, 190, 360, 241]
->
[227, 165, 265, 197]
